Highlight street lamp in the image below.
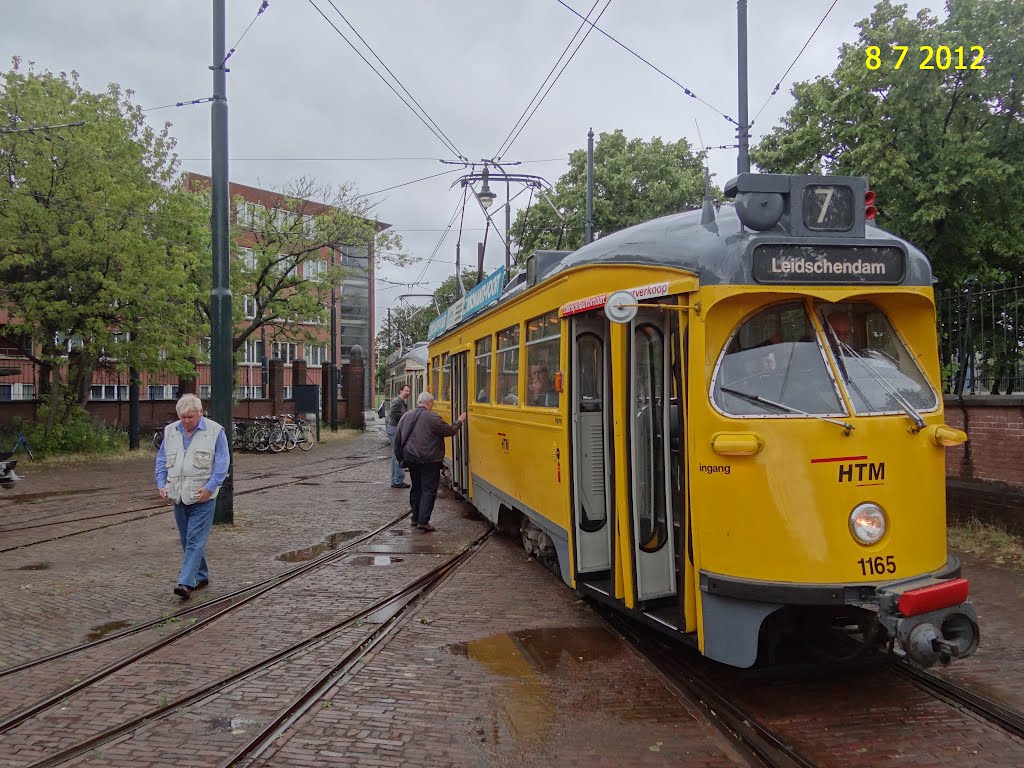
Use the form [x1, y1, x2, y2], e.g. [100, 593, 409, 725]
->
[476, 164, 496, 210]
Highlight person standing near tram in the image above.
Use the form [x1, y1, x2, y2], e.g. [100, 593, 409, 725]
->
[386, 384, 411, 488]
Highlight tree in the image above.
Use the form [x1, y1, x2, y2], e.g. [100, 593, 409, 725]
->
[510, 129, 712, 263]
[752, 0, 1024, 284]
[0, 59, 204, 430]
[187, 176, 405, 360]
[374, 271, 480, 389]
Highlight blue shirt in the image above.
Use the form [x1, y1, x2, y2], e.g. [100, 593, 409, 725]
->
[155, 416, 231, 493]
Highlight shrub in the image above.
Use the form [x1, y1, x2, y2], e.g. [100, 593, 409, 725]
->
[3, 406, 125, 459]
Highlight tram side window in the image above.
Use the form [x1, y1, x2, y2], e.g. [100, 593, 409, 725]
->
[431, 356, 440, 398]
[526, 310, 560, 407]
[496, 324, 520, 405]
[440, 352, 450, 401]
[713, 302, 844, 417]
[475, 336, 492, 403]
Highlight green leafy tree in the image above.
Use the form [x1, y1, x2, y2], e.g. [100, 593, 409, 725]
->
[189, 176, 406, 360]
[752, 0, 1024, 284]
[374, 271, 480, 389]
[0, 59, 204, 431]
[510, 129, 712, 263]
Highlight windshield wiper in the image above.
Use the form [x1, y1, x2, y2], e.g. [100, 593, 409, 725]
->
[833, 338, 926, 432]
[721, 386, 854, 435]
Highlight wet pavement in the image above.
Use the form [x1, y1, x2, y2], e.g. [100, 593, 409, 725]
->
[0, 422, 1021, 767]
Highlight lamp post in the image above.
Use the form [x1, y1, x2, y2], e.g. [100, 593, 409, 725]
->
[453, 162, 552, 288]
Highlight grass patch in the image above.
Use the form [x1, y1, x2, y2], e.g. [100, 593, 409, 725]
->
[949, 519, 1024, 571]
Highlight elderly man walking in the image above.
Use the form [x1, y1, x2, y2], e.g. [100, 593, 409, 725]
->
[394, 391, 466, 532]
[155, 394, 231, 599]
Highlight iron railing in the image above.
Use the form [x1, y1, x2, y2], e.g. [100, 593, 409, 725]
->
[937, 277, 1024, 396]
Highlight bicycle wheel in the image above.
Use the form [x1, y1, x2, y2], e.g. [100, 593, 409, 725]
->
[254, 424, 272, 452]
[152, 430, 163, 449]
[268, 426, 287, 453]
[296, 424, 314, 450]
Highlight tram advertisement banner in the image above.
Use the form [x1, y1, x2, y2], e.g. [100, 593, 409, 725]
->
[751, 244, 905, 284]
[428, 266, 506, 341]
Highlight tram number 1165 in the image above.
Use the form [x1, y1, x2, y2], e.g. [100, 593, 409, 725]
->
[857, 556, 897, 576]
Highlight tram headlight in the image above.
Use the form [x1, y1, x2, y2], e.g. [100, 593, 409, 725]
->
[849, 503, 887, 545]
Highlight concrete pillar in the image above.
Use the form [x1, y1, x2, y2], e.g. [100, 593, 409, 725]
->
[343, 345, 365, 431]
[268, 357, 284, 415]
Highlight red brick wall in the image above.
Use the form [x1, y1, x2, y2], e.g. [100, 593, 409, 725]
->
[944, 395, 1024, 535]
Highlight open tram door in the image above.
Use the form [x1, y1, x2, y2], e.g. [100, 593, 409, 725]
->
[450, 351, 470, 496]
[570, 313, 614, 584]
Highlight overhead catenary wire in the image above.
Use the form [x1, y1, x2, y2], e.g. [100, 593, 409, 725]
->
[553, 0, 738, 127]
[496, 0, 613, 161]
[492, 0, 601, 161]
[750, 0, 839, 128]
[221, 0, 270, 67]
[321, 0, 466, 163]
[306, 0, 465, 162]
[499, 0, 610, 159]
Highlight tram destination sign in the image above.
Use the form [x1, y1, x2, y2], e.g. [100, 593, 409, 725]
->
[752, 244, 905, 285]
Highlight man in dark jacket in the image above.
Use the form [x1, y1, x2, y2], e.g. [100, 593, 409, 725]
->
[385, 385, 411, 488]
[395, 391, 467, 531]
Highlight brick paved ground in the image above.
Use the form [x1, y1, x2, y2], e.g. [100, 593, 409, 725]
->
[0, 420, 1021, 767]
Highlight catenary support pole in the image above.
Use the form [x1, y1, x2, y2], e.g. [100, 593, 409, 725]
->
[211, 0, 234, 524]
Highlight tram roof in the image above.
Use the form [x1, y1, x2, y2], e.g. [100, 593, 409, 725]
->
[538, 205, 933, 288]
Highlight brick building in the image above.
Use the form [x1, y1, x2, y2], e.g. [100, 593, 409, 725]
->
[0, 174, 383, 412]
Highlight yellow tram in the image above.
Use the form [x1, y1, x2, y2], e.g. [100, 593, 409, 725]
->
[426, 173, 978, 668]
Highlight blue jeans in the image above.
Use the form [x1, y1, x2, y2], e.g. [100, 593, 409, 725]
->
[174, 498, 215, 588]
[385, 424, 404, 486]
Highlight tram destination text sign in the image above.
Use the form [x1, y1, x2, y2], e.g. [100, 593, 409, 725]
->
[752, 244, 905, 285]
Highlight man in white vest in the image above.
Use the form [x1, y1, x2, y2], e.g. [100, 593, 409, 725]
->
[155, 394, 230, 599]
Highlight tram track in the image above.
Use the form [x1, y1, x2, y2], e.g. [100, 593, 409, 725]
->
[12, 531, 491, 768]
[604, 612, 820, 768]
[0, 452, 391, 552]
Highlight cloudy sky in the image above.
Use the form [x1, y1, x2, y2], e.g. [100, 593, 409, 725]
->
[4, 0, 940, 331]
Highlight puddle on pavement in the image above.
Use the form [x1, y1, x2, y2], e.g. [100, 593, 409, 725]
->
[85, 620, 132, 641]
[362, 542, 452, 555]
[16, 562, 51, 571]
[348, 554, 405, 566]
[276, 531, 366, 562]
[210, 716, 264, 734]
[448, 627, 624, 750]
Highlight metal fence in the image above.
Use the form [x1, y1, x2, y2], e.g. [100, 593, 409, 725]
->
[937, 278, 1024, 396]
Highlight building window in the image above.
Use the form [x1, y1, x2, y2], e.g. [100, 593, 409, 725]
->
[200, 385, 212, 399]
[474, 336, 492, 403]
[148, 385, 174, 400]
[0, 384, 34, 401]
[242, 339, 264, 365]
[306, 344, 327, 366]
[272, 342, 298, 364]
[243, 294, 258, 320]
[431, 356, 440, 397]
[240, 247, 257, 270]
[0, 331, 31, 357]
[496, 324, 520, 405]
[526, 310, 560, 407]
[89, 385, 128, 401]
[305, 258, 327, 281]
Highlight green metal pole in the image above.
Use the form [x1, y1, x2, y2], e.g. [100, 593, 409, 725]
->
[211, 0, 234, 524]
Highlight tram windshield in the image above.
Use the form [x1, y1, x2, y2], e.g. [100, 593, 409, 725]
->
[818, 303, 937, 415]
[713, 302, 844, 416]
[712, 301, 939, 419]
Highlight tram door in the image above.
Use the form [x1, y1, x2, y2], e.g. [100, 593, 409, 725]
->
[450, 352, 470, 495]
[629, 308, 676, 600]
[570, 314, 613, 577]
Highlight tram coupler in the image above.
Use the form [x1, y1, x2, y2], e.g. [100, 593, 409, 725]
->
[876, 577, 979, 667]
